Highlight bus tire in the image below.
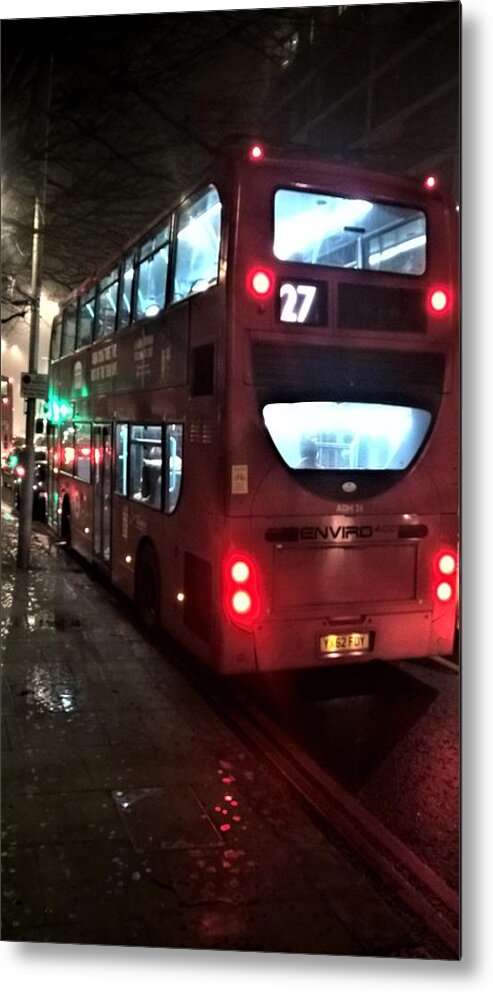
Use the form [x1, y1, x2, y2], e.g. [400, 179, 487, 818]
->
[135, 542, 161, 633]
[61, 497, 71, 548]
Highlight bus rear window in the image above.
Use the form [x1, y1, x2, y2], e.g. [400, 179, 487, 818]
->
[273, 190, 426, 276]
[263, 401, 431, 471]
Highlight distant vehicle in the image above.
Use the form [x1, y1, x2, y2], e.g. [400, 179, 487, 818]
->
[2, 440, 26, 489]
[12, 447, 48, 522]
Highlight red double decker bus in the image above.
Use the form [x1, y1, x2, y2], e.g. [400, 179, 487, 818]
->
[46, 142, 459, 673]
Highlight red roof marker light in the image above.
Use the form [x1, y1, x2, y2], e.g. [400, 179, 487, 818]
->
[424, 175, 438, 190]
[249, 144, 264, 161]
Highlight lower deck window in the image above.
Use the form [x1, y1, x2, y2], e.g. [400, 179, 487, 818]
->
[165, 423, 183, 513]
[115, 424, 128, 495]
[74, 423, 91, 482]
[129, 424, 162, 508]
[263, 401, 431, 471]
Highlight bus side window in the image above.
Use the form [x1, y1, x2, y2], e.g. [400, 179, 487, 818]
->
[74, 423, 91, 482]
[95, 268, 119, 340]
[172, 186, 221, 302]
[165, 423, 183, 513]
[134, 225, 170, 321]
[115, 424, 128, 495]
[61, 303, 77, 356]
[129, 425, 162, 509]
[61, 424, 75, 472]
[78, 292, 95, 348]
[117, 255, 135, 330]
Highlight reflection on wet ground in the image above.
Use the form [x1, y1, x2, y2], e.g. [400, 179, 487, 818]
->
[3, 511, 437, 955]
[239, 660, 459, 890]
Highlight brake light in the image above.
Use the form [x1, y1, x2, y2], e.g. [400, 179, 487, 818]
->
[427, 286, 452, 315]
[436, 582, 453, 603]
[224, 552, 261, 628]
[247, 267, 274, 299]
[437, 552, 457, 576]
[433, 549, 458, 605]
[424, 175, 438, 190]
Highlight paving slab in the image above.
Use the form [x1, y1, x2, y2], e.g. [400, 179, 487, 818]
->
[1, 509, 429, 956]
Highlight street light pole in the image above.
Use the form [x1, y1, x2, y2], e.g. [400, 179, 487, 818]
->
[16, 198, 43, 569]
[16, 55, 52, 570]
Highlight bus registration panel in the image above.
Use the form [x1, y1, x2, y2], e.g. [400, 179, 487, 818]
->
[320, 632, 370, 655]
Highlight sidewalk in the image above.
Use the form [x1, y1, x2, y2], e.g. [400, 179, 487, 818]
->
[1, 507, 423, 957]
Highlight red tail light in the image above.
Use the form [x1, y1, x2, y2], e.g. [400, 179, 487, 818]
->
[433, 549, 458, 605]
[437, 552, 457, 576]
[224, 552, 261, 628]
[247, 267, 274, 299]
[427, 286, 452, 315]
[436, 582, 454, 603]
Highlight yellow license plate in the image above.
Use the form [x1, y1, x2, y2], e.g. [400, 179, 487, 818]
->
[320, 632, 370, 654]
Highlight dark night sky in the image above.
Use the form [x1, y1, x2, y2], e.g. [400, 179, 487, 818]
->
[1, 3, 460, 316]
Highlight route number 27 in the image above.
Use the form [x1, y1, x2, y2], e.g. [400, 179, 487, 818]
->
[279, 282, 318, 324]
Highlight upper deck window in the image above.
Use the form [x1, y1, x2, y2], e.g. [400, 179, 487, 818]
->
[95, 268, 119, 340]
[50, 316, 62, 362]
[61, 303, 77, 356]
[273, 189, 426, 276]
[77, 291, 95, 348]
[134, 225, 170, 321]
[173, 186, 221, 302]
[118, 255, 135, 330]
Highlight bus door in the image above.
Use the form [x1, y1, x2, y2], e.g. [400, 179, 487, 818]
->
[47, 422, 60, 529]
[93, 423, 112, 564]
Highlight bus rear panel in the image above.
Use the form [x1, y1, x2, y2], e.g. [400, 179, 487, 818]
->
[218, 150, 458, 672]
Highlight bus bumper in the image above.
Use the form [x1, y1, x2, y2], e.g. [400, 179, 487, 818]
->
[249, 606, 456, 672]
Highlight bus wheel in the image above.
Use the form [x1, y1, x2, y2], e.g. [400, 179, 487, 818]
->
[135, 543, 161, 632]
[61, 498, 71, 548]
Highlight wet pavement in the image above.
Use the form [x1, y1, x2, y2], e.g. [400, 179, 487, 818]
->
[1, 505, 446, 956]
[246, 659, 460, 890]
